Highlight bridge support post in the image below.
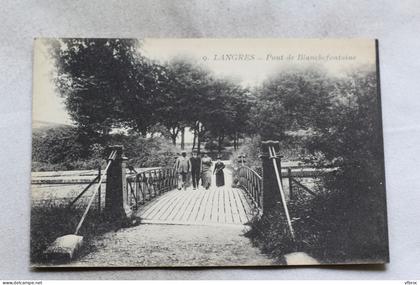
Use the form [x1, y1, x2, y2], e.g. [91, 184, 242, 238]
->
[260, 140, 283, 214]
[104, 145, 133, 224]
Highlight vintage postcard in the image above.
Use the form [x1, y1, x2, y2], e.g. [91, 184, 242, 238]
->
[31, 38, 389, 267]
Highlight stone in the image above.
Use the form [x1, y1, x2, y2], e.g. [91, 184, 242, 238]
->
[284, 252, 319, 265]
[43, 234, 83, 261]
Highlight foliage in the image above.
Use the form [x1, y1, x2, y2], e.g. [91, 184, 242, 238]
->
[32, 127, 177, 171]
[230, 136, 262, 174]
[32, 126, 86, 163]
[109, 134, 178, 168]
[50, 38, 171, 142]
[250, 67, 333, 140]
[48, 39, 253, 152]
[302, 70, 388, 262]
[244, 208, 291, 265]
[50, 39, 134, 137]
[205, 79, 253, 152]
[245, 67, 388, 263]
[157, 57, 214, 145]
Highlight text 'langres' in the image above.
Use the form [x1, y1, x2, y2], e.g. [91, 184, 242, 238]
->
[213, 54, 256, 61]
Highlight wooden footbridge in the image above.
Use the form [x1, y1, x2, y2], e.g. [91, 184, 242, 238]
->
[41, 141, 323, 265]
[138, 168, 253, 226]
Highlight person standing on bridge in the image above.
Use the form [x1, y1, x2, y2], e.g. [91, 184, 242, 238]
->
[190, 150, 202, 190]
[201, 151, 212, 190]
[213, 155, 225, 187]
[175, 150, 191, 190]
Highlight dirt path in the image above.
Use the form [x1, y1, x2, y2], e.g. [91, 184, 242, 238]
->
[69, 223, 274, 267]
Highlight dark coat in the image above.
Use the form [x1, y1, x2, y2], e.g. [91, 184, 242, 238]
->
[214, 161, 225, 187]
[190, 157, 202, 173]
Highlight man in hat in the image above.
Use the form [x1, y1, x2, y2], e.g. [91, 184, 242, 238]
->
[174, 150, 191, 190]
[189, 150, 202, 190]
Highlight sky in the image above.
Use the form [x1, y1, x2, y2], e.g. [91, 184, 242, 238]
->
[32, 38, 376, 128]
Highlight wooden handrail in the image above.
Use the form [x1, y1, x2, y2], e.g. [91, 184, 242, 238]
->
[237, 165, 263, 210]
[126, 167, 177, 208]
[290, 177, 317, 196]
[67, 174, 99, 208]
[127, 181, 138, 205]
[238, 165, 262, 180]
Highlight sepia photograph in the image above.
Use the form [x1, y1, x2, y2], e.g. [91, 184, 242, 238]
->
[31, 38, 389, 267]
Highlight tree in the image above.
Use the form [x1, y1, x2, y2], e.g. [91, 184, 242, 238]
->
[156, 58, 214, 147]
[32, 126, 85, 163]
[250, 67, 333, 140]
[205, 79, 252, 152]
[50, 38, 163, 142]
[120, 61, 170, 136]
[303, 69, 388, 260]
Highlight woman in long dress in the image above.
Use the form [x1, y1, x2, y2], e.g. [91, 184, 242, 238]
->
[201, 152, 212, 189]
[213, 156, 225, 187]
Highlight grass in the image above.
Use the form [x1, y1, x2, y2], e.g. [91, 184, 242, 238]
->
[245, 180, 389, 264]
[244, 210, 290, 265]
[30, 199, 129, 265]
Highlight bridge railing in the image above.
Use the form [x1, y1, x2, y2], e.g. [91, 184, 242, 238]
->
[237, 166, 263, 211]
[68, 149, 117, 235]
[287, 167, 317, 202]
[66, 166, 103, 211]
[237, 141, 324, 245]
[126, 168, 177, 210]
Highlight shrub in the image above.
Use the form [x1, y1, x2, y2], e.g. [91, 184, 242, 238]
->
[244, 208, 291, 265]
[32, 126, 85, 164]
[32, 129, 177, 171]
[230, 136, 262, 173]
[244, 69, 388, 263]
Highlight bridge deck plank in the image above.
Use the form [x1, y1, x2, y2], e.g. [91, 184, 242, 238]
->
[230, 189, 239, 224]
[231, 187, 249, 224]
[187, 188, 207, 222]
[178, 189, 199, 221]
[166, 189, 191, 221]
[229, 188, 239, 222]
[216, 189, 225, 223]
[194, 189, 209, 222]
[153, 189, 188, 221]
[140, 189, 178, 218]
[137, 173, 253, 226]
[146, 189, 183, 220]
[238, 189, 253, 221]
[178, 189, 198, 221]
[210, 188, 220, 223]
[227, 186, 241, 224]
[202, 188, 216, 223]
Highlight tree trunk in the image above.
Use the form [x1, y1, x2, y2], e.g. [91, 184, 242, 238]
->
[197, 122, 203, 154]
[192, 126, 197, 151]
[136, 122, 148, 137]
[170, 126, 178, 146]
[197, 133, 201, 153]
[218, 134, 224, 153]
[180, 127, 185, 150]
